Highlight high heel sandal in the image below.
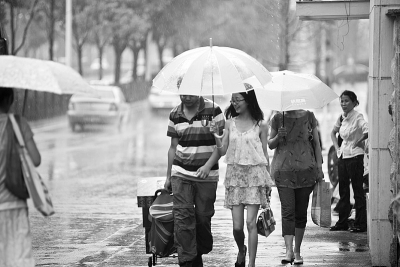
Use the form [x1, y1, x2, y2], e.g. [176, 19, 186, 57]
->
[293, 252, 303, 265]
[281, 252, 294, 265]
[234, 245, 247, 267]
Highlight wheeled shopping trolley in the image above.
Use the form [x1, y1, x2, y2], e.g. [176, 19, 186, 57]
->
[147, 189, 177, 266]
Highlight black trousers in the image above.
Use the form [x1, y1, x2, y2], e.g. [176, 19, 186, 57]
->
[336, 155, 367, 229]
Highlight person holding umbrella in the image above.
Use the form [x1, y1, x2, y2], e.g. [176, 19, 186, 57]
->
[210, 86, 273, 267]
[0, 87, 41, 267]
[268, 109, 323, 265]
[164, 79, 225, 267]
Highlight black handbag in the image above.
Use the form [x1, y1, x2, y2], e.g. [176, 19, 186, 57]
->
[5, 116, 29, 199]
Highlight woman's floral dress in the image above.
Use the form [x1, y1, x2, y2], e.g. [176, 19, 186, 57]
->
[224, 118, 274, 209]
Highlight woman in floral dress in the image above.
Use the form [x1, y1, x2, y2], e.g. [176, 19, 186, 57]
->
[211, 88, 273, 267]
[268, 109, 323, 265]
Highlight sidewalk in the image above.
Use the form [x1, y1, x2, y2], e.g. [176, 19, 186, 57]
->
[145, 162, 371, 267]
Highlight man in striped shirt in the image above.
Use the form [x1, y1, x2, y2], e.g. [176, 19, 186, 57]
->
[164, 94, 225, 267]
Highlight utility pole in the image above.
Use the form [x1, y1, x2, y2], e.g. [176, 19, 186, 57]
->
[65, 0, 72, 67]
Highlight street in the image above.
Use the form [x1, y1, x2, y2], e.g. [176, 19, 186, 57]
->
[27, 97, 370, 267]
[29, 101, 171, 266]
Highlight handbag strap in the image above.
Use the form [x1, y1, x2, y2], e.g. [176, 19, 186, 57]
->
[8, 114, 25, 147]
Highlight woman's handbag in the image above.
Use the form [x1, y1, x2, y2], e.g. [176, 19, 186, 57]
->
[9, 114, 55, 217]
[311, 180, 331, 227]
[257, 206, 276, 237]
[5, 116, 29, 199]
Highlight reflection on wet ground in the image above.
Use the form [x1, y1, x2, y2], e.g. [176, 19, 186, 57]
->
[29, 101, 372, 266]
[339, 241, 369, 252]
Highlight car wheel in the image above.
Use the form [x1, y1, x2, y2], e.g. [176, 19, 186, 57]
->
[327, 145, 339, 188]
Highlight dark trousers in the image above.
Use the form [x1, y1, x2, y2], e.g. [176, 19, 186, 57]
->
[336, 155, 367, 229]
[171, 176, 217, 264]
[277, 186, 314, 236]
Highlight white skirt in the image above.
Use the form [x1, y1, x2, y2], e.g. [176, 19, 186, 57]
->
[0, 208, 35, 267]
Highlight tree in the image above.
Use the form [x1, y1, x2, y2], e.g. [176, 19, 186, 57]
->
[87, 1, 113, 80]
[71, 0, 93, 75]
[35, 0, 65, 60]
[0, 0, 40, 55]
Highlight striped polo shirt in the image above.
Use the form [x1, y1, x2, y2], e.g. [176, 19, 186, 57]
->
[167, 97, 225, 182]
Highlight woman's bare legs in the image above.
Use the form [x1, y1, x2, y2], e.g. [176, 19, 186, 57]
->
[294, 227, 305, 261]
[283, 235, 294, 260]
[246, 204, 260, 267]
[232, 205, 246, 264]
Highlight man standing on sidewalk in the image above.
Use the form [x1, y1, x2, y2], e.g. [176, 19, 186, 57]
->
[164, 93, 225, 267]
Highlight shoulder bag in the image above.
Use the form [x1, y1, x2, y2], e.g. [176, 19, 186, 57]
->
[9, 114, 55, 216]
[5, 115, 29, 199]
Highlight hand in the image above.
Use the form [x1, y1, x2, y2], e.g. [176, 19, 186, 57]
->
[210, 120, 225, 139]
[277, 127, 287, 138]
[164, 177, 172, 192]
[353, 140, 364, 149]
[196, 165, 211, 179]
[317, 167, 324, 182]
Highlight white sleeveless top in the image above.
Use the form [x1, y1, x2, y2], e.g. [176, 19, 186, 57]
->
[224, 118, 269, 166]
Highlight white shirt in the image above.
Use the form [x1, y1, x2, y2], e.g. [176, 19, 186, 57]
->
[333, 109, 368, 159]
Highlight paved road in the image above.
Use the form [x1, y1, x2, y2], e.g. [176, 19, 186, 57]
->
[27, 98, 370, 266]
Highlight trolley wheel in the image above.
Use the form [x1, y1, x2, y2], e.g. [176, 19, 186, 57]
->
[148, 256, 152, 267]
[327, 145, 339, 188]
[153, 253, 157, 265]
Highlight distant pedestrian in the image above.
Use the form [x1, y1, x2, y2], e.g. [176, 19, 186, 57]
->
[211, 87, 273, 267]
[268, 109, 323, 265]
[330, 90, 368, 233]
[164, 88, 225, 266]
[0, 87, 41, 267]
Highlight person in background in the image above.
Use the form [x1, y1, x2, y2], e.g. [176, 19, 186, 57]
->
[268, 109, 323, 265]
[0, 87, 41, 267]
[211, 87, 273, 267]
[330, 90, 368, 233]
[164, 87, 225, 267]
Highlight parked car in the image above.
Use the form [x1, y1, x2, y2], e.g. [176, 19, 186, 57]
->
[67, 84, 128, 131]
[148, 87, 231, 112]
[148, 87, 181, 111]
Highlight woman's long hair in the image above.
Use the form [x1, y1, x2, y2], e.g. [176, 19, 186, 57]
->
[225, 86, 264, 125]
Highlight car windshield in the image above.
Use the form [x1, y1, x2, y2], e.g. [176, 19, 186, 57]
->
[96, 90, 115, 100]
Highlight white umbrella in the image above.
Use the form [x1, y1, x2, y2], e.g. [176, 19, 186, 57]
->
[255, 70, 339, 122]
[152, 39, 272, 97]
[0, 55, 93, 95]
[0, 55, 97, 115]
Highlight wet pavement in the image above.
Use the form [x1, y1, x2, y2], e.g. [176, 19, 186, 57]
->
[27, 100, 371, 266]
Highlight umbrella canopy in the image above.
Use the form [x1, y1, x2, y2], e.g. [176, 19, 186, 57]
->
[152, 40, 272, 96]
[255, 70, 338, 112]
[0, 55, 93, 95]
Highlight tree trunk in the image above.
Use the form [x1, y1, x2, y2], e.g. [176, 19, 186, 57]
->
[77, 45, 83, 76]
[113, 46, 123, 84]
[48, 0, 55, 60]
[98, 46, 104, 80]
[132, 45, 140, 81]
[314, 25, 322, 79]
[278, 1, 290, 71]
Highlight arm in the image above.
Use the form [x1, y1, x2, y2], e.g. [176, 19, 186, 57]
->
[354, 132, 368, 149]
[196, 148, 221, 179]
[260, 121, 270, 172]
[164, 137, 178, 190]
[268, 126, 286, 149]
[312, 127, 324, 180]
[331, 128, 339, 151]
[25, 137, 41, 167]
